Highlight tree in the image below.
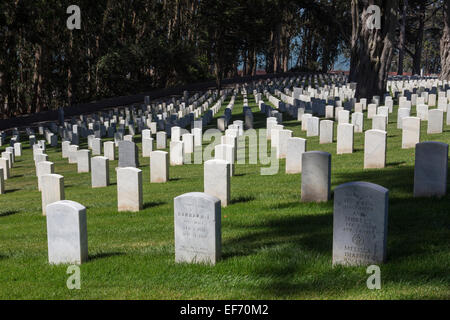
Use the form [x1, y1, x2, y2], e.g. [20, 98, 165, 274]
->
[398, 0, 408, 75]
[197, 0, 243, 89]
[349, 0, 399, 99]
[440, 0, 450, 79]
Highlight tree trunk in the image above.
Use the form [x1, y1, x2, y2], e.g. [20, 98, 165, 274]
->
[67, 33, 73, 106]
[412, 3, 425, 75]
[251, 49, 257, 76]
[440, 0, 450, 80]
[214, 51, 223, 91]
[247, 48, 255, 76]
[273, 23, 282, 73]
[349, 0, 360, 80]
[282, 37, 290, 72]
[243, 49, 248, 76]
[349, 0, 399, 100]
[31, 44, 42, 114]
[398, 0, 407, 75]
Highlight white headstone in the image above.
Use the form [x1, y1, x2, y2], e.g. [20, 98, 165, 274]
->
[402, 117, 420, 149]
[117, 167, 143, 212]
[427, 109, 443, 134]
[77, 150, 91, 173]
[301, 151, 331, 202]
[37, 161, 54, 191]
[150, 151, 169, 183]
[364, 130, 387, 169]
[414, 142, 448, 198]
[156, 131, 167, 149]
[170, 141, 184, 166]
[174, 192, 221, 265]
[46, 200, 88, 265]
[306, 117, 320, 137]
[103, 141, 115, 160]
[351, 112, 364, 133]
[320, 120, 334, 144]
[142, 137, 154, 157]
[204, 159, 230, 207]
[337, 124, 354, 154]
[91, 156, 109, 187]
[41, 174, 65, 215]
[286, 138, 306, 174]
[332, 182, 388, 266]
[215, 144, 235, 176]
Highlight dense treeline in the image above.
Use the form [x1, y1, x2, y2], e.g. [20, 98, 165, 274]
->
[0, 0, 447, 118]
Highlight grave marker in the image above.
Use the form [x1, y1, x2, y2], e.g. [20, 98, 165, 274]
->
[174, 192, 221, 265]
[46, 200, 88, 265]
[332, 182, 388, 266]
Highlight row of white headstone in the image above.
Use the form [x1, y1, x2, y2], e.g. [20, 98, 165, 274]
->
[44, 179, 392, 267]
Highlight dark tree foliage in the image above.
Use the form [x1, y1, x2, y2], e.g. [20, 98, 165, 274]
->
[440, 0, 450, 79]
[0, 0, 446, 118]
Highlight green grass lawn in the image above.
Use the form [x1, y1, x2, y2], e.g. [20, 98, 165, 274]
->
[0, 95, 449, 299]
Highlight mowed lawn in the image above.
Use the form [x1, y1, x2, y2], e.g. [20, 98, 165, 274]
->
[0, 95, 449, 299]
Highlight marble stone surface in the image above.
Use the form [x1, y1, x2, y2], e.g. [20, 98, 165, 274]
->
[41, 174, 65, 215]
[286, 137, 306, 174]
[91, 156, 109, 188]
[320, 120, 334, 144]
[204, 159, 230, 207]
[174, 192, 221, 265]
[337, 124, 354, 154]
[170, 141, 184, 166]
[118, 140, 139, 167]
[332, 182, 388, 266]
[402, 117, 420, 149]
[150, 151, 169, 183]
[117, 167, 143, 212]
[301, 151, 331, 202]
[103, 141, 115, 160]
[364, 130, 387, 169]
[46, 200, 88, 265]
[427, 109, 443, 134]
[414, 141, 448, 198]
[77, 149, 91, 173]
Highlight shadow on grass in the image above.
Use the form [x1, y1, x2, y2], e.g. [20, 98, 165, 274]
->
[0, 210, 19, 218]
[222, 212, 332, 264]
[143, 201, 166, 209]
[266, 201, 305, 210]
[88, 252, 125, 261]
[5, 188, 20, 194]
[333, 165, 415, 194]
[221, 163, 450, 297]
[230, 196, 255, 205]
[387, 161, 406, 167]
[233, 173, 246, 177]
[223, 193, 449, 297]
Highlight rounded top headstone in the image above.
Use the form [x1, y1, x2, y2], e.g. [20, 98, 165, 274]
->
[174, 192, 220, 204]
[47, 200, 86, 214]
[334, 181, 388, 194]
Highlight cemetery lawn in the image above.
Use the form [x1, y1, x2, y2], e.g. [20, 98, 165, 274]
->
[0, 96, 449, 300]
